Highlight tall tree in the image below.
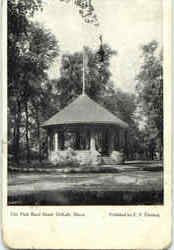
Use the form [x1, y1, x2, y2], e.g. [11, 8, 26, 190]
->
[30, 82, 59, 162]
[8, 0, 59, 163]
[101, 89, 136, 123]
[8, 0, 43, 163]
[101, 89, 139, 159]
[136, 40, 163, 158]
[54, 45, 116, 107]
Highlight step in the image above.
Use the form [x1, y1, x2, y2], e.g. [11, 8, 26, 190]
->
[101, 157, 116, 165]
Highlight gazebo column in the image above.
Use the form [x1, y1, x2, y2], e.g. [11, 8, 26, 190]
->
[47, 133, 51, 160]
[120, 130, 123, 147]
[109, 129, 115, 154]
[48, 135, 50, 152]
[90, 129, 96, 151]
[55, 131, 59, 151]
[122, 130, 125, 147]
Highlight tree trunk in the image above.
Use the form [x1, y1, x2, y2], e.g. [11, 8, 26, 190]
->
[124, 131, 128, 160]
[13, 124, 16, 156]
[36, 108, 42, 162]
[14, 99, 21, 164]
[24, 100, 30, 163]
[160, 130, 163, 160]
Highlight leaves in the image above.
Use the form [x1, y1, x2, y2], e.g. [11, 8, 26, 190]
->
[136, 40, 163, 157]
[53, 45, 116, 107]
[8, 0, 59, 162]
[59, 0, 99, 26]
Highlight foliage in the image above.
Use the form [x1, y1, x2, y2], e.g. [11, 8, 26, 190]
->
[136, 40, 163, 158]
[100, 89, 140, 159]
[8, 0, 59, 163]
[8, 0, 43, 86]
[50, 148, 79, 167]
[50, 148, 101, 166]
[9, 20, 59, 103]
[111, 151, 125, 164]
[8, 0, 42, 163]
[53, 45, 116, 107]
[59, 0, 99, 26]
[100, 89, 136, 124]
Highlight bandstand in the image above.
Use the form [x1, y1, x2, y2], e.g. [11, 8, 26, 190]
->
[42, 94, 128, 162]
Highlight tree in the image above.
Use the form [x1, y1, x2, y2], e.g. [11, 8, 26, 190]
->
[30, 81, 59, 162]
[59, 0, 99, 26]
[54, 45, 116, 108]
[8, 0, 59, 163]
[101, 89, 140, 159]
[101, 89, 136, 123]
[8, 0, 43, 163]
[136, 40, 163, 158]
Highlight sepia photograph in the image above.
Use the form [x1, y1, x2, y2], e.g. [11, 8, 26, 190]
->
[8, 0, 163, 206]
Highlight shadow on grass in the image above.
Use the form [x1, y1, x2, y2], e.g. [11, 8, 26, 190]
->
[141, 166, 163, 172]
[8, 166, 120, 174]
[8, 164, 163, 174]
[8, 189, 163, 206]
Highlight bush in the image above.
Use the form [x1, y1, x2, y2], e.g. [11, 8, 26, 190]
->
[50, 149, 102, 167]
[111, 150, 125, 164]
[51, 148, 79, 167]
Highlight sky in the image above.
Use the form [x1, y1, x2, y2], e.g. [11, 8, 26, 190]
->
[33, 0, 163, 93]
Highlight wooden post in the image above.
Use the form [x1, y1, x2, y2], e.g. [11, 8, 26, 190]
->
[55, 132, 58, 151]
[120, 130, 123, 147]
[122, 130, 125, 147]
[47, 134, 50, 160]
[109, 129, 114, 153]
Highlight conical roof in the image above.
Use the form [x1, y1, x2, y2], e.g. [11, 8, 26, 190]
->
[42, 94, 128, 129]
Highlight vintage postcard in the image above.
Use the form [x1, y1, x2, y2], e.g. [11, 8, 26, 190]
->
[2, 0, 172, 249]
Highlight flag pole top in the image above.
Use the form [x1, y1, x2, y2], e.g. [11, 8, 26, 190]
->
[82, 46, 86, 96]
[99, 34, 103, 45]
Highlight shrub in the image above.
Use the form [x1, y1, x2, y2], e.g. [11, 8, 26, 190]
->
[51, 148, 79, 167]
[111, 150, 125, 164]
[50, 148, 102, 167]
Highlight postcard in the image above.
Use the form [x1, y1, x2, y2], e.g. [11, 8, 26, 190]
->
[2, 0, 172, 249]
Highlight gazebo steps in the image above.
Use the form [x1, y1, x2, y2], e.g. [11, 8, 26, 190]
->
[101, 156, 117, 165]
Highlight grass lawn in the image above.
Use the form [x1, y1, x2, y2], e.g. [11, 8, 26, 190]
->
[8, 160, 163, 205]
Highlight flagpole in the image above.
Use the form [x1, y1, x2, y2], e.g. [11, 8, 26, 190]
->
[82, 46, 85, 95]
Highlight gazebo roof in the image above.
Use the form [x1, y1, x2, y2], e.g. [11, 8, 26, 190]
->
[41, 94, 128, 129]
